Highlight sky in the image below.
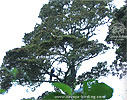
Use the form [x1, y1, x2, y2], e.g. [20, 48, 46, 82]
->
[0, 0, 126, 100]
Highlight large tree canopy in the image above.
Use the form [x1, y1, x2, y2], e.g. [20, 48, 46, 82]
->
[0, 0, 113, 92]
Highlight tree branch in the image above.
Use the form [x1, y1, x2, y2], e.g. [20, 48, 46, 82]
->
[43, 70, 63, 82]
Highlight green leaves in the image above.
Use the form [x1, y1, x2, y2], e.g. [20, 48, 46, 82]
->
[10, 68, 19, 78]
[52, 82, 72, 95]
[0, 0, 114, 95]
[89, 83, 113, 99]
[83, 79, 113, 100]
[105, 4, 127, 78]
[42, 82, 72, 100]
[43, 92, 67, 100]
[42, 80, 113, 100]
[0, 89, 6, 94]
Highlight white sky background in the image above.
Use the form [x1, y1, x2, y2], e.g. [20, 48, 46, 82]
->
[0, 0, 126, 100]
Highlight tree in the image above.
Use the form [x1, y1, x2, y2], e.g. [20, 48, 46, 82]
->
[105, 1, 127, 79]
[0, 0, 113, 97]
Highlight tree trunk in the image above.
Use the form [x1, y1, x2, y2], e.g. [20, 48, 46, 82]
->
[65, 65, 76, 89]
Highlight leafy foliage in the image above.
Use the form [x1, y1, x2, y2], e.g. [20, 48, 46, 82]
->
[0, 0, 113, 95]
[0, 89, 6, 94]
[52, 82, 72, 95]
[105, 2, 127, 78]
[78, 61, 109, 83]
[42, 92, 67, 100]
[41, 80, 113, 100]
[83, 80, 113, 99]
